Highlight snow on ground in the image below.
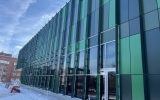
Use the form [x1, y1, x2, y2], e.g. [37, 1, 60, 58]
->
[0, 83, 81, 100]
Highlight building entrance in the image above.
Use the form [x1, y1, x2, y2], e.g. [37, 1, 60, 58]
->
[101, 68, 116, 100]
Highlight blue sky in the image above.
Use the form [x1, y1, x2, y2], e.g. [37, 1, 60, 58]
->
[0, 0, 69, 57]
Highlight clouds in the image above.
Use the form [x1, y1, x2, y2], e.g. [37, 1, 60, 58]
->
[15, 46, 22, 49]
[0, 0, 68, 57]
[0, 0, 36, 56]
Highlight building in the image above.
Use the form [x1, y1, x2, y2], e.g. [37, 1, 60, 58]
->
[17, 0, 160, 100]
[0, 52, 22, 82]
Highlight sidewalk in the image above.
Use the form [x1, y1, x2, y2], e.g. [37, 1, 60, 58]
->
[0, 83, 81, 100]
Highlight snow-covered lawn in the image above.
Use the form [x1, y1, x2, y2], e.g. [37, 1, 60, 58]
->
[0, 83, 81, 100]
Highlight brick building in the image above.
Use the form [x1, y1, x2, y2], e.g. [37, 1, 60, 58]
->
[0, 51, 22, 82]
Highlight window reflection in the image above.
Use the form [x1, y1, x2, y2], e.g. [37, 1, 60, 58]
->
[102, 42, 116, 68]
[89, 47, 98, 74]
[67, 76, 73, 96]
[59, 76, 65, 94]
[106, 42, 116, 68]
[87, 76, 97, 100]
[77, 51, 84, 74]
[76, 76, 83, 99]
[108, 72, 116, 100]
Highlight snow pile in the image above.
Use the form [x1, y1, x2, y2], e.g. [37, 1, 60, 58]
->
[0, 83, 81, 100]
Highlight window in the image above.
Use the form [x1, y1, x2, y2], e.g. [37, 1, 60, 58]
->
[88, 12, 95, 37]
[142, 0, 157, 14]
[101, 28, 115, 43]
[129, 0, 139, 20]
[78, 51, 84, 69]
[70, 54, 75, 68]
[106, 42, 116, 68]
[89, 35, 98, 47]
[89, 47, 98, 74]
[12, 73, 16, 76]
[14, 62, 17, 66]
[129, 17, 140, 35]
[120, 22, 129, 38]
[17, 73, 21, 76]
[143, 10, 159, 31]
[0, 60, 10, 64]
[145, 28, 160, 74]
[120, 0, 129, 24]
[102, 3, 109, 31]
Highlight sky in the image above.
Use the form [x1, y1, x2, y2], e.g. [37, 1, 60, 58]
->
[0, 0, 69, 57]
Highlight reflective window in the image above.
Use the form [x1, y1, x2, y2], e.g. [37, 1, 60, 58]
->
[89, 47, 98, 74]
[129, 0, 139, 20]
[108, 72, 116, 100]
[59, 76, 65, 94]
[120, 22, 129, 38]
[70, 54, 75, 68]
[102, 42, 116, 68]
[120, 75, 132, 100]
[78, 18, 87, 41]
[67, 76, 73, 96]
[142, 0, 157, 14]
[89, 35, 98, 47]
[120, 0, 129, 23]
[101, 28, 115, 43]
[95, 9, 100, 34]
[91, 0, 96, 13]
[87, 76, 97, 100]
[77, 51, 84, 74]
[88, 12, 95, 37]
[129, 17, 140, 35]
[106, 42, 116, 68]
[73, 5, 79, 25]
[145, 28, 160, 74]
[75, 76, 83, 99]
[143, 10, 159, 31]
[102, 3, 109, 31]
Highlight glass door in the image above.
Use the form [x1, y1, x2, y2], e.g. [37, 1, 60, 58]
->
[101, 68, 116, 100]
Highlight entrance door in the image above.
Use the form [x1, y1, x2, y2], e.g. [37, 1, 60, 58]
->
[101, 68, 116, 100]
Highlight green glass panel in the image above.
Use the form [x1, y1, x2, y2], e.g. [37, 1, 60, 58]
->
[70, 44, 76, 53]
[132, 75, 144, 100]
[78, 40, 85, 51]
[109, 0, 115, 28]
[158, 0, 160, 8]
[130, 34, 143, 74]
[120, 37, 130, 74]
[80, 0, 85, 20]
[102, 0, 109, 5]
[116, 75, 120, 100]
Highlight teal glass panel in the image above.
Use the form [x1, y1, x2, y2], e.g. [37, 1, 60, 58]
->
[70, 44, 76, 53]
[79, 0, 85, 20]
[78, 40, 85, 51]
[101, 0, 109, 5]
[130, 34, 143, 74]
[120, 37, 130, 74]
[158, 0, 160, 8]
[132, 75, 144, 100]
[109, 0, 115, 28]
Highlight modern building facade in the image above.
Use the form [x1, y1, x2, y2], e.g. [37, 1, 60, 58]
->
[0, 52, 22, 82]
[17, 0, 160, 100]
